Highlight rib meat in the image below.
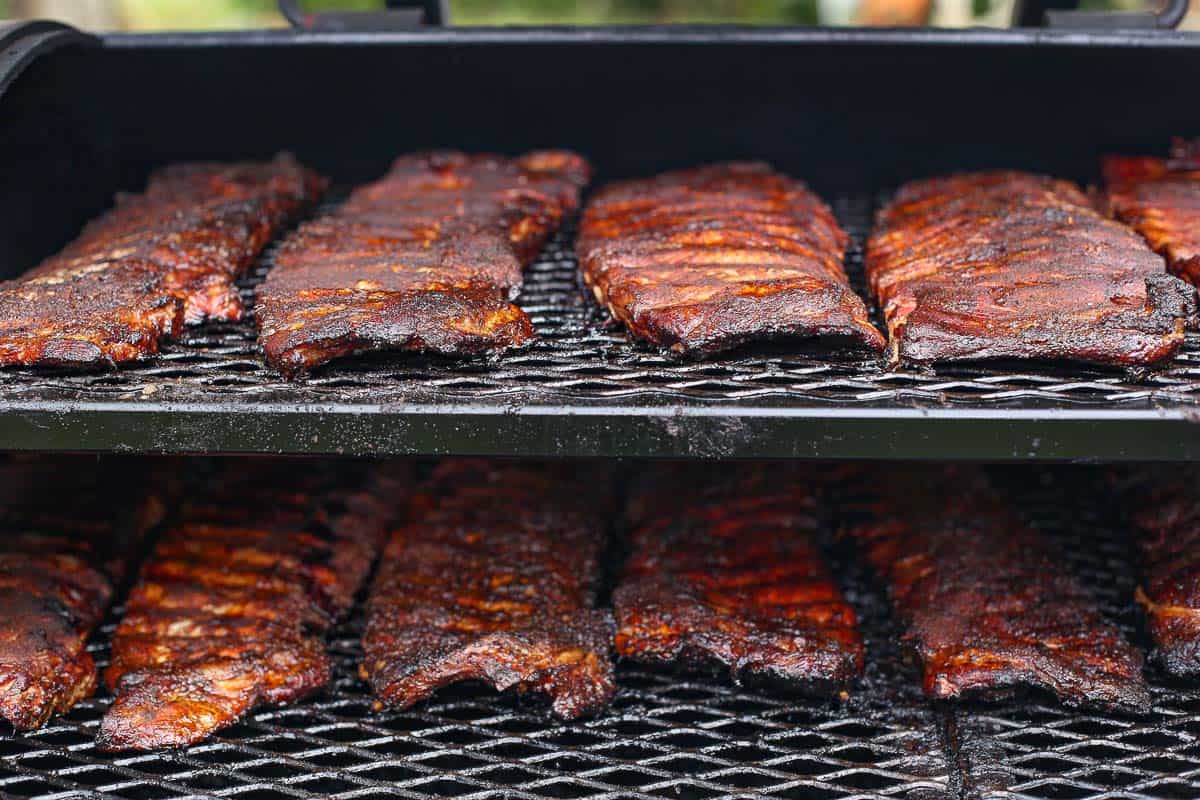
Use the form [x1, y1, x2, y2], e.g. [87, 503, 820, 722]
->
[0, 457, 169, 730]
[614, 465, 863, 693]
[1110, 466, 1200, 676]
[257, 151, 590, 376]
[0, 154, 324, 368]
[842, 466, 1149, 712]
[577, 162, 884, 356]
[1103, 138, 1200, 287]
[866, 170, 1196, 367]
[361, 460, 615, 719]
[97, 460, 402, 751]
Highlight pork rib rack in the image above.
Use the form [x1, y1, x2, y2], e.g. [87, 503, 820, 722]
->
[577, 162, 884, 357]
[97, 460, 402, 751]
[866, 170, 1196, 367]
[361, 459, 616, 719]
[257, 151, 589, 376]
[0, 154, 323, 368]
[614, 464, 864, 694]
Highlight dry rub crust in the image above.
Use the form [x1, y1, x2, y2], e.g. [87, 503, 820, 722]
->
[1103, 139, 1200, 289]
[0, 154, 324, 368]
[97, 460, 404, 751]
[842, 466, 1150, 713]
[1110, 466, 1200, 677]
[360, 459, 616, 719]
[576, 162, 884, 357]
[866, 170, 1197, 368]
[614, 465, 864, 694]
[0, 457, 168, 730]
[256, 151, 590, 377]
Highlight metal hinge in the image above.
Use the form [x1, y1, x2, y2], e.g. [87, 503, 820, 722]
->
[278, 0, 448, 30]
[1015, 0, 1189, 28]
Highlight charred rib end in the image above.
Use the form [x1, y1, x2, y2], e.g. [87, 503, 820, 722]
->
[0, 653, 98, 731]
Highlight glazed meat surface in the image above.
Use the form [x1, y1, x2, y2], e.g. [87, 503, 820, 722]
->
[1104, 139, 1200, 287]
[842, 466, 1149, 712]
[0, 457, 168, 730]
[0, 154, 323, 368]
[257, 151, 590, 376]
[577, 162, 884, 356]
[361, 460, 615, 719]
[1110, 466, 1200, 676]
[614, 465, 864, 693]
[97, 461, 401, 751]
[866, 171, 1196, 367]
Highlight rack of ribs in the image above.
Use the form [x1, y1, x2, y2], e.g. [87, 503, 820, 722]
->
[360, 459, 615, 719]
[866, 170, 1196, 367]
[0, 457, 170, 730]
[1103, 138, 1200, 288]
[256, 150, 590, 376]
[96, 460, 403, 751]
[0, 154, 324, 368]
[576, 162, 884, 357]
[613, 464, 863, 694]
[1110, 466, 1200, 677]
[841, 466, 1149, 712]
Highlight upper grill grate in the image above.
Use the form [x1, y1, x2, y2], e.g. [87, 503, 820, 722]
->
[0, 192, 1199, 407]
[1, 192, 1199, 459]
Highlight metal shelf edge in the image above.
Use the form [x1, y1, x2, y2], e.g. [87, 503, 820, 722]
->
[1, 401, 1196, 459]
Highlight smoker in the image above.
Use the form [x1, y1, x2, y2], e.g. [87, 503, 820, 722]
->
[0, 3, 1198, 797]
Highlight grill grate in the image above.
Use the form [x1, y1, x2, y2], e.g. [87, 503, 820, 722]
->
[1, 191, 1199, 407]
[0, 499, 952, 800]
[2, 465, 1200, 799]
[2, 192, 1200, 458]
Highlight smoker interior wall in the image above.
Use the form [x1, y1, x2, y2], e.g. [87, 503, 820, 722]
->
[1, 34, 1199, 277]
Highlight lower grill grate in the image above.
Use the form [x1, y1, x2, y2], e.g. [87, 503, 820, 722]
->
[954, 468, 1200, 800]
[1, 465, 1198, 799]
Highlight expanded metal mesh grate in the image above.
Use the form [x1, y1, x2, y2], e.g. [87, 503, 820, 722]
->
[0, 461, 952, 800]
[1, 465, 1199, 799]
[2, 192, 1200, 408]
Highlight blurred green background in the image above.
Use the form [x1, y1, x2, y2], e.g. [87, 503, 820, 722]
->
[2, 0, 825, 26]
[0, 0, 1192, 29]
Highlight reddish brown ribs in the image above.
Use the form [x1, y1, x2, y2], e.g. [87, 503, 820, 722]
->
[0, 457, 168, 730]
[614, 465, 864, 693]
[1104, 138, 1200, 288]
[866, 171, 1196, 367]
[256, 151, 590, 376]
[361, 460, 615, 719]
[577, 162, 884, 356]
[842, 466, 1149, 712]
[0, 154, 323, 368]
[1111, 466, 1200, 677]
[97, 461, 402, 751]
